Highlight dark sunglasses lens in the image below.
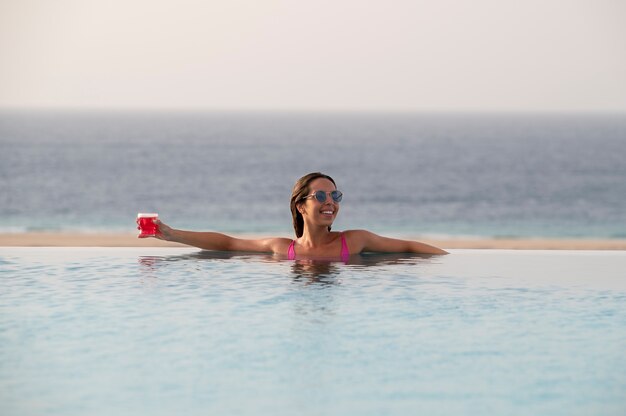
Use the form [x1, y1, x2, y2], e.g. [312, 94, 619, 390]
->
[314, 191, 327, 202]
[331, 191, 343, 202]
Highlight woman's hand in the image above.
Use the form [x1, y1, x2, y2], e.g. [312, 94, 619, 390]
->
[154, 219, 176, 242]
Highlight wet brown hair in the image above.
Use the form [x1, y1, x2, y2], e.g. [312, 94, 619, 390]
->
[290, 172, 337, 238]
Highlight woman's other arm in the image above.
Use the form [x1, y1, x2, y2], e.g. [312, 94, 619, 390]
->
[347, 230, 448, 255]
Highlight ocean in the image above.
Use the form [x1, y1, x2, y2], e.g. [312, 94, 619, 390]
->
[1, 110, 625, 238]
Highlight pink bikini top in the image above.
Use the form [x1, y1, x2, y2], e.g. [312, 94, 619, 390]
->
[288, 233, 350, 262]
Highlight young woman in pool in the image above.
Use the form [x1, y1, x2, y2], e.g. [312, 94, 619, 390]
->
[151, 172, 448, 259]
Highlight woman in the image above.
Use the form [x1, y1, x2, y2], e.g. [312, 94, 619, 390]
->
[150, 172, 448, 259]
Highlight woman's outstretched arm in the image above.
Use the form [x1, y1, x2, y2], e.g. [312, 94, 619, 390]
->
[347, 230, 448, 255]
[153, 219, 290, 253]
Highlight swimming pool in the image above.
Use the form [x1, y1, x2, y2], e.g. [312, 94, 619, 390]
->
[1, 248, 625, 415]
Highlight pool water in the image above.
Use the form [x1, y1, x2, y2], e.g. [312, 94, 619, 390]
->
[1, 248, 625, 415]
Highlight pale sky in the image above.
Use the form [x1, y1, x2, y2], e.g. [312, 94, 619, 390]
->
[1, 0, 625, 112]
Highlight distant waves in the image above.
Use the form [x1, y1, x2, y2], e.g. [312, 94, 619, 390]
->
[2, 111, 625, 238]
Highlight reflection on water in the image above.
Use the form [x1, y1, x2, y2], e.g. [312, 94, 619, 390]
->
[137, 250, 436, 266]
[290, 259, 342, 285]
[346, 252, 437, 266]
[137, 250, 278, 278]
[137, 250, 437, 282]
[138, 250, 276, 265]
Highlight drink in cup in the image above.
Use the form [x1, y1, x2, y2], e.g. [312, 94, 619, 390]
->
[137, 213, 159, 238]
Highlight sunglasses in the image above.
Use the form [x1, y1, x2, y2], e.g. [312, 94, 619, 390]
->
[302, 190, 343, 203]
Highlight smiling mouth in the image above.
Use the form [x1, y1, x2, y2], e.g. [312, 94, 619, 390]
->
[321, 210, 334, 215]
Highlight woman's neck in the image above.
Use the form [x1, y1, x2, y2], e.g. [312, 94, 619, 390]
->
[298, 226, 333, 248]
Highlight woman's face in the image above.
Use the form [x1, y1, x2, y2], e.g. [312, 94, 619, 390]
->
[299, 177, 340, 228]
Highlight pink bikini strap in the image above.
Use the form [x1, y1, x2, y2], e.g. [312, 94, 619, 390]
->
[288, 240, 296, 260]
[340, 233, 350, 261]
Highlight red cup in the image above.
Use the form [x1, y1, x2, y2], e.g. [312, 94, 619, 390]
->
[137, 213, 159, 238]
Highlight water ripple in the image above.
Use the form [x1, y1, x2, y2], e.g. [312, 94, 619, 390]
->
[1, 248, 626, 416]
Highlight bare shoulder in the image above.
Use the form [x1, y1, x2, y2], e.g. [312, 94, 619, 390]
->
[259, 236, 293, 254]
[266, 237, 293, 253]
[343, 229, 381, 240]
[343, 229, 389, 243]
[341, 229, 376, 253]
